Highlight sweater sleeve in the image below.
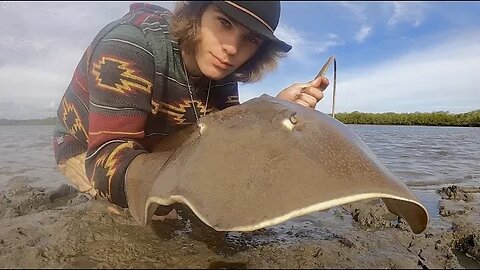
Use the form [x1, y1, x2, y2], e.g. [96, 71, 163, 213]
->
[85, 24, 154, 207]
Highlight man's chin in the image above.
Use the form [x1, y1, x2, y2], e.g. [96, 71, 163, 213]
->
[202, 66, 232, 81]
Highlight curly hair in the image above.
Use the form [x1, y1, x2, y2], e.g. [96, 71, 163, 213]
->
[170, 1, 287, 83]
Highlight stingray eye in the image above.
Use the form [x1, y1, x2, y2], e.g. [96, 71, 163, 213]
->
[282, 113, 298, 131]
[290, 115, 298, 124]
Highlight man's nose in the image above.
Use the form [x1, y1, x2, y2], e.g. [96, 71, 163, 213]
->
[222, 33, 241, 56]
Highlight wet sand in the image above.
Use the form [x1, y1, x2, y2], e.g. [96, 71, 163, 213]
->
[0, 177, 479, 269]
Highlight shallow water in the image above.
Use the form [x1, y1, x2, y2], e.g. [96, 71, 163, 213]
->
[349, 125, 479, 187]
[349, 124, 480, 220]
[0, 125, 64, 191]
[0, 124, 478, 222]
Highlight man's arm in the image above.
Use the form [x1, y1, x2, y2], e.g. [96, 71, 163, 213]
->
[85, 24, 155, 207]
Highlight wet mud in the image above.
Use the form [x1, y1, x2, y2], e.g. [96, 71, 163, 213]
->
[0, 179, 479, 269]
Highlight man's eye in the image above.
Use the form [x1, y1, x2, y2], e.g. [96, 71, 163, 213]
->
[218, 18, 232, 28]
[247, 34, 260, 45]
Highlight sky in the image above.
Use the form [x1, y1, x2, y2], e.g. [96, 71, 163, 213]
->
[1, 1, 479, 120]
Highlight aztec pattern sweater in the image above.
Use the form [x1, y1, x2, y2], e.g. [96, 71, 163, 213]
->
[53, 3, 240, 208]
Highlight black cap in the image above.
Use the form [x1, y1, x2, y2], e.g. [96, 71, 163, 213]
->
[212, 1, 292, 53]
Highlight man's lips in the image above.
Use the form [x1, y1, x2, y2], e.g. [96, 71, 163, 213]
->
[211, 53, 233, 69]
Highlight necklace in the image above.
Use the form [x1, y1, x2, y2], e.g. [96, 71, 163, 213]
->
[182, 61, 212, 124]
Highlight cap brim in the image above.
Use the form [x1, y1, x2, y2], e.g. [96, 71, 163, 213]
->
[212, 1, 292, 53]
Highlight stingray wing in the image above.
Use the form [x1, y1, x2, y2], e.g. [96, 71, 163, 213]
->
[130, 95, 428, 234]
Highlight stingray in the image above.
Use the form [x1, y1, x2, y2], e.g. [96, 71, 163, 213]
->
[125, 94, 429, 234]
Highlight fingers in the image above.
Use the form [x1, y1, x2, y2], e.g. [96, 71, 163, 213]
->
[294, 76, 328, 108]
[294, 99, 311, 108]
[292, 83, 312, 96]
[319, 76, 329, 90]
[277, 76, 330, 109]
[295, 93, 318, 108]
[287, 82, 311, 100]
[301, 86, 324, 102]
[310, 76, 329, 90]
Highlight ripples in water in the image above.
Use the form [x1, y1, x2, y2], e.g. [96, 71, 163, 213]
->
[350, 124, 480, 186]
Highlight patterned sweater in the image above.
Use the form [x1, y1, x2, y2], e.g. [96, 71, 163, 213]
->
[53, 3, 240, 208]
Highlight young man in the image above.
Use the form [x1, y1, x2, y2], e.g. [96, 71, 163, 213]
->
[53, 1, 329, 218]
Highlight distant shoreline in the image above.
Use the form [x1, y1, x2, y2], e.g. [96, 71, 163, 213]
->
[1, 110, 479, 127]
[334, 110, 480, 127]
[0, 117, 57, 126]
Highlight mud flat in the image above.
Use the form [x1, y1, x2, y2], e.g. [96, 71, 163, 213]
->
[0, 179, 479, 269]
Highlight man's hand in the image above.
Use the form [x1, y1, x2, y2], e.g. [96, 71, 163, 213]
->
[276, 76, 329, 108]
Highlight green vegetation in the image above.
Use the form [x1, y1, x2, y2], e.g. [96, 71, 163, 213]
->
[1, 110, 479, 127]
[334, 110, 480, 127]
[0, 117, 57, 126]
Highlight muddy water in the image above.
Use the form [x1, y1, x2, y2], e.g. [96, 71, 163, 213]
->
[0, 124, 479, 268]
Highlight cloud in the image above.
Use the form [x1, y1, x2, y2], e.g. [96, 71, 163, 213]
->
[387, 2, 426, 27]
[337, 3, 376, 43]
[0, 102, 15, 119]
[0, 2, 174, 120]
[316, 30, 480, 114]
[274, 24, 305, 54]
[45, 101, 57, 112]
[0, 45, 82, 100]
[275, 24, 345, 60]
[354, 25, 372, 43]
[338, 2, 429, 42]
[313, 33, 345, 53]
[339, 2, 368, 22]
[0, 100, 57, 119]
